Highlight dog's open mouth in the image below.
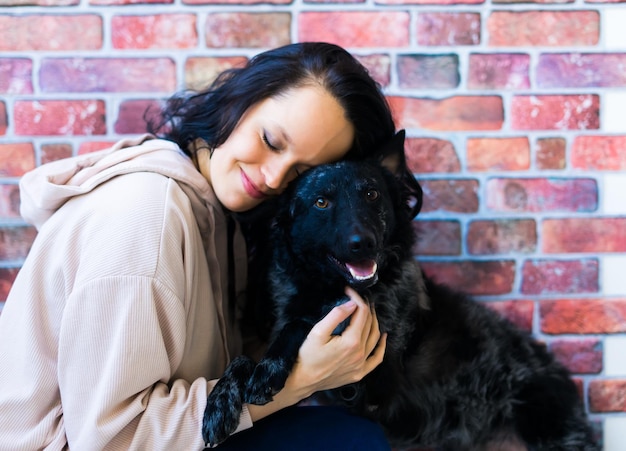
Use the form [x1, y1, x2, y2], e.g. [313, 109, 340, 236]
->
[329, 255, 379, 288]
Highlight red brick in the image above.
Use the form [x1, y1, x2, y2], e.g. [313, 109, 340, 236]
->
[572, 136, 626, 170]
[537, 53, 626, 88]
[114, 100, 162, 135]
[397, 54, 459, 89]
[494, 0, 575, 2]
[536, 138, 566, 170]
[5, 0, 77, 4]
[468, 53, 530, 90]
[0, 185, 21, 219]
[416, 13, 480, 46]
[549, 339, 602, 374]
[185, 57, 248, 90]
[40, 58, 176, 93]
[299, 12, 409, 47]
[521, 259, 599, 295]
[467, 219, 536, 255]
[511, 95, 599, 131]
[91, 0, 172, 4]
[488, 11, 599, 47]
[378, 0, 483, 3]
[355, 54, 391, 88]
[14, 100, 106, 136]
[112, 14, 197, 49]
[207, 13, 291, 48]
[41, 143, 73, 164]
[185, 0, 289, 3]
[421, 179, 479, 213]
[388, 96, 503, 131]
[0, 15, 102, 51]
[413, 220, 461, 256]
[589, 379, 626, 412]
[467, 137, 530, 171]
[483, 300, 534, 332]
[0, 226, 37, 260]
[542, 218, 626, 253]
[0, 143, 36, 177]
[540, 299, 626, 334]
[421, 260, 516, 296]
[0, 103, 6, 135]
[0, 268, 19, 302]
[78, 141, 117, 155]
[0, 58, 33, 94]
[304, 0, 363, 3]
[405, 138, 460, 173]
[486, 178, 597, 213]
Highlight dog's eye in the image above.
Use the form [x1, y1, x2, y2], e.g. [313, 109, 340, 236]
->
[366, 190, 380, 201]
[315, 197, 329, 209]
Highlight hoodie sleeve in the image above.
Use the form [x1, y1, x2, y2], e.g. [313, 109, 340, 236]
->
[43, 170, 250, 449]
[58, 276, 210, 450]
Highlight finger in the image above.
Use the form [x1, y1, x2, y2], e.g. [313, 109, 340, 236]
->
[310, 299, 357, 339]
[365, 308, 382, 354]
[344, 287, 367, 308]
[365, 333, 387, 372]
[342, 287, 371, 335]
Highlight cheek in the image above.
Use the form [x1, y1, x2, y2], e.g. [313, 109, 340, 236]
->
[227, 133, 263, 164]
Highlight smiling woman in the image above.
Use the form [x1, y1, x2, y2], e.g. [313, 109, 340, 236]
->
[194, 84, 355, 212]
[0, 42, 414, 450]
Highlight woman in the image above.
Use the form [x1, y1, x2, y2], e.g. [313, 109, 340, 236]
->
[0, 42, 416, 450]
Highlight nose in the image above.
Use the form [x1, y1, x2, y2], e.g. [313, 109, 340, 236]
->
[261, 155, 296, 192]
[348, 231, 376, 257]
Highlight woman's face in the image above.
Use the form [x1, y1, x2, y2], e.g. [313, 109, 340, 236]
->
[198, 85, 355, 212]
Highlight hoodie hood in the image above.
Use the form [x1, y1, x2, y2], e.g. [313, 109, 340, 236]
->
[20, 135, 214, 230]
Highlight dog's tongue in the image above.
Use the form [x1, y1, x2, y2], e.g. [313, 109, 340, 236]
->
[346, 260, 378, 281]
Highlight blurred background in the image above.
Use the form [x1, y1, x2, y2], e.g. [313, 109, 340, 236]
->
[1, 0, 625, 449]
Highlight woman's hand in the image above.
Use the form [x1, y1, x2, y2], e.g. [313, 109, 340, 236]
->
[246, 287, 386, 422]
[284, 287, 387, 400]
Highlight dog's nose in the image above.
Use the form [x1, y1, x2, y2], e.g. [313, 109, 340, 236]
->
[348, 233, 375, 255]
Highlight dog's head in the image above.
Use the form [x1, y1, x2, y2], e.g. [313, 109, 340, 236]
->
[273, 131, 420, 291]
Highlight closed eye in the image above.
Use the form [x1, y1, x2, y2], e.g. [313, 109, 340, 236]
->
[263, 132, 279, 151]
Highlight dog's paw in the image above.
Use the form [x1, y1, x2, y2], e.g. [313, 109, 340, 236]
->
[244, 358, 289, 405]
[202, 382, 243, 447]
[202, 356, 255, 447]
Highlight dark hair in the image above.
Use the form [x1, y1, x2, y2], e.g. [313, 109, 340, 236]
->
[148, 42, 394, 161]
[148, 42, 421, 216]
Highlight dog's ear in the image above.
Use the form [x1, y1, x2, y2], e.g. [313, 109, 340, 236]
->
[377, 130, 423, 219]
[378, 129, 407, 177]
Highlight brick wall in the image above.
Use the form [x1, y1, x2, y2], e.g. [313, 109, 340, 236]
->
[1, 0, 625, 448]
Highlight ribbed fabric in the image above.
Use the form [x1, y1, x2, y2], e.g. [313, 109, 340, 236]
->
[0, 138, 251, 450]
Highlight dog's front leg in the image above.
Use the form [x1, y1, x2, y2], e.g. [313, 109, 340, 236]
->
[202, 355, 256, 447]
[244, 319, 313, 405]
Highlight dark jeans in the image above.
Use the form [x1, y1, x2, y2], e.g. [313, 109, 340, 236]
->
[214, 405, 391, 450]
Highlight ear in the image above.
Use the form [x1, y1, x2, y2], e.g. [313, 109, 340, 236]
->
[378, 130, 407, 177]
[377, 130, 424, 220]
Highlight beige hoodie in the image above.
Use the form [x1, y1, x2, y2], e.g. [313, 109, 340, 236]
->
[0, 135, 252, 450]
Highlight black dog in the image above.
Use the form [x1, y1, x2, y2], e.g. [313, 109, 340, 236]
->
[203, 131, 599, 450]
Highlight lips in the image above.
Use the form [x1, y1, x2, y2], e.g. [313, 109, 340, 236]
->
[240, 169, 267, 200]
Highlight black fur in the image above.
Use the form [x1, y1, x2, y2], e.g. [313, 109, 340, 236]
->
[203, 131, 599, 450]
